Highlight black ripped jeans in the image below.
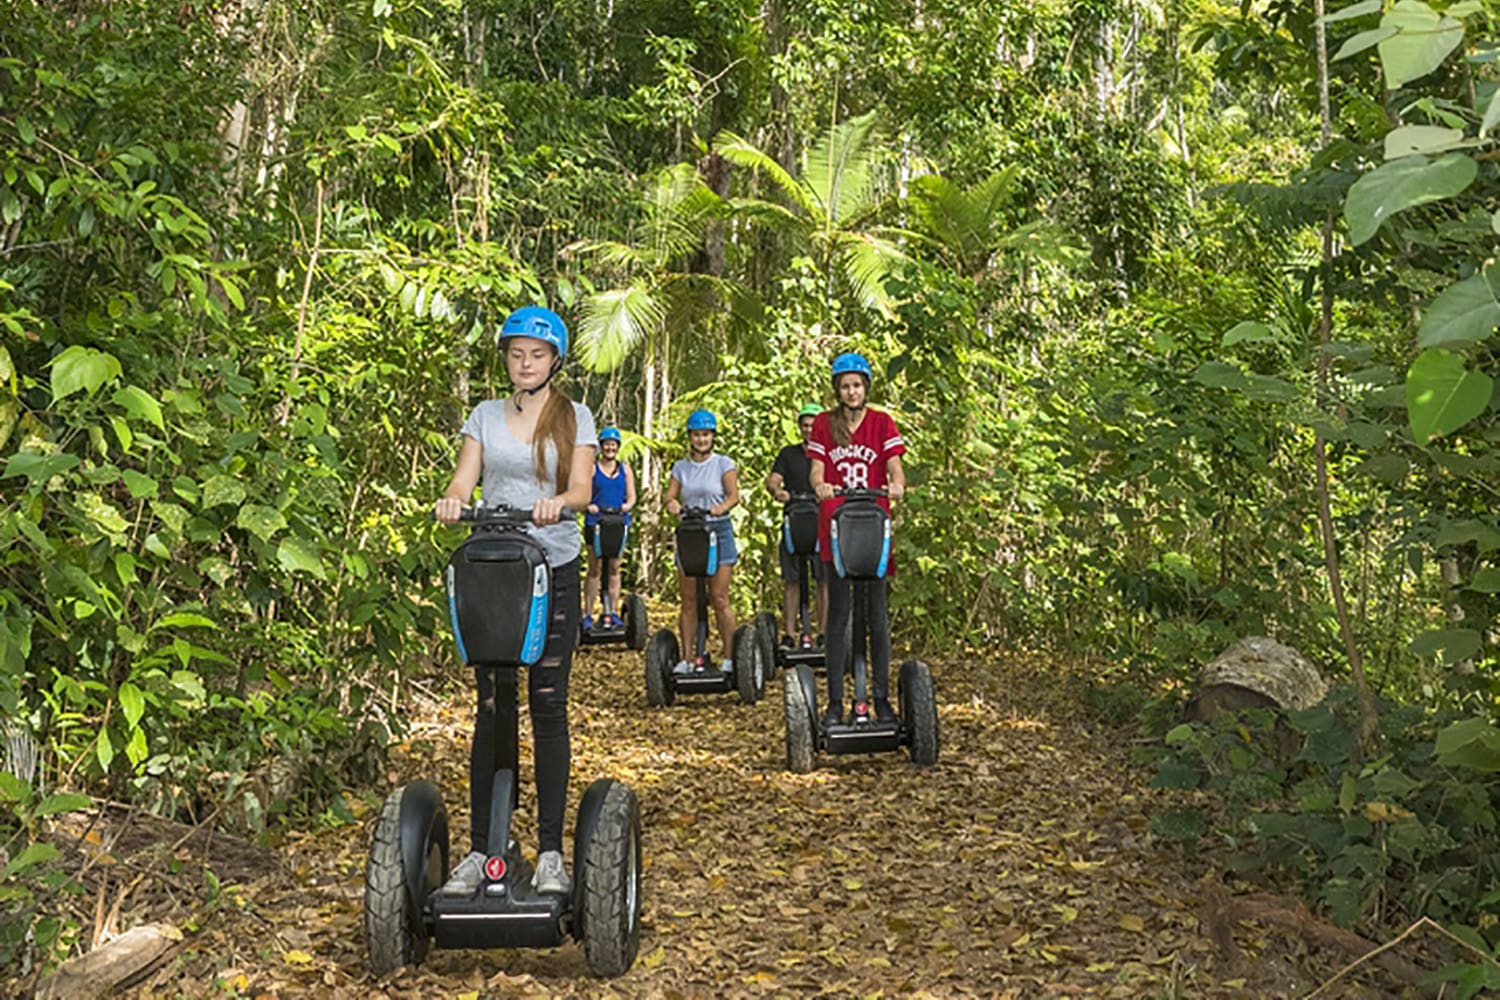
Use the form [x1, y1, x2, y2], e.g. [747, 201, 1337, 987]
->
[469, 558, 580, 854]
[823, 573, 890, 711]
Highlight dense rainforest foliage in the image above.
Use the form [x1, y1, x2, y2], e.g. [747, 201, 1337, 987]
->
[2, 0, 1498, 988]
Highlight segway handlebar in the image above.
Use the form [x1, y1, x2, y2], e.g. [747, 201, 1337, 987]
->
[433, 504, 577, 525]
[833, 487, 888, 500]
[675, 505, 714, 520]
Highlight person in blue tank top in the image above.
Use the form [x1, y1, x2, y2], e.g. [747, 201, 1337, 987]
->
[582, 426, 637, 630]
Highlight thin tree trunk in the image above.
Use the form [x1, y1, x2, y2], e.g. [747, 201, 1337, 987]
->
[1313, 0, 1378, 753]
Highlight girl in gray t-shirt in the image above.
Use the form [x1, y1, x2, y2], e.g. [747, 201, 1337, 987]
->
[432, 306, 596, 900]
[665, 409, 741, 672]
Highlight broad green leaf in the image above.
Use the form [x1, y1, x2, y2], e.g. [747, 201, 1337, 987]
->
[201, 474, 247, 508]
[1334, 26, 1399, 61]
[97, 729, 114, 771]
[1321, 0, 1382, 23]
[1410, 627, 1483, 663]
[1417, 272, 1500, 347]
[118, 681, 145, 728]
[1244, 374, 1300, 402]
[1435, 715, 1500, 771]
[112, 385, 165, 430]
[1383, 124, 1467, 160]
[3, 451, 80, 484]
[1193, 361, 1250, 390]
[1434, 519, 1500, 551]
[125, 726, 147, 767]
[236, 504, 288, 541]
[33, 792, 91, 817]
[1469, 567, 1500, 593]
[50, 345, 122, 401]
[1406, 349, 1493, 442]
[277, 537, 326, 579]
[1378, 1, 1464, 88]
[120, 470, 158, 498]
[1222, 321, 1275, 346]
[79, 492, 129, 535]
[1344, 154, 1477, 246]
[1, 843, 60, 880]
[1482, 88, 1500, 137]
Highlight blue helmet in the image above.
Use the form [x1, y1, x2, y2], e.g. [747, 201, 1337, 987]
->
[831, 352, 873, 386]
[500, 305, 568, 360]
[686, 409, 717, 432]
[598, 426, 622, 445]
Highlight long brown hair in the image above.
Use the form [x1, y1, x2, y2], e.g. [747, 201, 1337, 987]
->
[829, 406, 855, 448]
[533, 388, 578, 490]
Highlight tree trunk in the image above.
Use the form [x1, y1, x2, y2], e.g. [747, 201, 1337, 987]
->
[1313, 0, 1379, 753]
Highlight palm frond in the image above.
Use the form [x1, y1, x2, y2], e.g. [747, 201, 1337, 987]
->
[995, 219, 1089, 269]
[836, 232, 909, 317]
[802, 110, 882, 228]
[569, 238, 646, 271]
[724, 196, 808, 231]
[713, 130, 820, 220]
[576, 285, 663, 373]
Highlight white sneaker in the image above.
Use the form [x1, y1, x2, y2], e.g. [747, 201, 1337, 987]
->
[720, 658, 733, 673]
[673, 659, 692, 674]
[441, 850, 486, 897]
[533, 850, 571, 894]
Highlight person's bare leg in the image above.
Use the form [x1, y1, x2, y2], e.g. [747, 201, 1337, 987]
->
[710, 564, 736, 660]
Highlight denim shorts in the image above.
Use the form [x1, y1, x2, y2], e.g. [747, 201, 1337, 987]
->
[708, 518, 737, 566]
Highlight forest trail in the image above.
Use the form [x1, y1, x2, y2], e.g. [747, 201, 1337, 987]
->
[94, 637, 1353, 998]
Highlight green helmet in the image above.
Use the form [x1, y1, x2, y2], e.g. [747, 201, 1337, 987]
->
[798, 404, 821, 419]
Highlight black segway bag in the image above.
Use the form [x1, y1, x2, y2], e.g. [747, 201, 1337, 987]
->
[593, 511, 629, 559]
[446, 529, 551, 665]
[782, 498, 820, 556]
[830, 502, 890, 580]
[674, 517, 719, 577]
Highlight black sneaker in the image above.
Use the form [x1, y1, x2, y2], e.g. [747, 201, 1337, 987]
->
[821, 706, 842, 729]
[874, 698, 896, 723]
[780, 634, 794, 649]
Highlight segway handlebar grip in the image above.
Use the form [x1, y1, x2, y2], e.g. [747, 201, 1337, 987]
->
[433, 505, 577, 525]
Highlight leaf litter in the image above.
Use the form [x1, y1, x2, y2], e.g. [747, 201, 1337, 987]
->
[35, 634, 1396, 997]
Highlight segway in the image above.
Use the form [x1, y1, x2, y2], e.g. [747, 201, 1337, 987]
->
[644, 507, 765, 706]
[767, 492, 825, 673]
[365, 506, 642, 978]
[580, 508, 649, 650]
[782, 488, 938, 772]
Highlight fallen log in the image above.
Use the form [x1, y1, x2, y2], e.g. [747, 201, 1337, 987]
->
[32, 922, 181, 1000]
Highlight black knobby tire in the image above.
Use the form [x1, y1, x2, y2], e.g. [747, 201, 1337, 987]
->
[579, 781, 643, 977]
[900, 659, 939, 766]
[364, 786, 441, 976]
[783, 670, 814, 773]
[625, 594, 649, 651]
[645, 630, 676, 707]
[733, 624, 762, 705]
[754, 611, 779, 679]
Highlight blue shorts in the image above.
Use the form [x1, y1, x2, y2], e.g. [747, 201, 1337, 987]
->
[708, 518, 737, 566]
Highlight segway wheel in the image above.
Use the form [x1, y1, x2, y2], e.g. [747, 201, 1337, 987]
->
[624, 594, 649, 651]
[783, 670, 814, 773]
[754, 611, 779, 679]
[577, 780, 643, 977]
[364, 784, 446, 976]
[645, 629, 677, 707]
[733, 624, 762, 705]
[899, 659, 939, 766]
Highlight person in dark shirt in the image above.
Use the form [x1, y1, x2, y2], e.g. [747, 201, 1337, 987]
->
[766, 404, 827, 645]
